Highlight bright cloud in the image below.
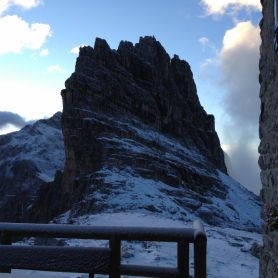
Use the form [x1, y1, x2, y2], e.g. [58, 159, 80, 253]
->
[0, 15, 51, 55]
[222, 21, 260, 51]
[199, 20, 261, 193]
[47, 64, 67, 74]
[39, 48, 48, 56]
[220, 21, 260, 124]
[0, 0, 42, 15]
[219, 21, 261, 193]
[0, 74, 62, 122]
[200, 0, 261, 15]
[70, 45, 85, 55]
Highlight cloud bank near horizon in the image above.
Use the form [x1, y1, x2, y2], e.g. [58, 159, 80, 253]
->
[0, 111, 28, 130]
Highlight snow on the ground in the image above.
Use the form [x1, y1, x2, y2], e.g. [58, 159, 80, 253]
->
[90, 113, 261, 231]
[63, 212, 261, 278]
[0, 113, 261, 277]
[217, 171, 261, 230]
[83, 165, 260, 231]
[0, 113, 64, 184]
[0, 212, 260, 278]
[90, 167, 193, 221]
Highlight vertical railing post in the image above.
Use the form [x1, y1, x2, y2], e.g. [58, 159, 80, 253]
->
[193, 220, 207, 278]
[194, 240, 206, 278]
[177, 240, 189, 278]
[109, 237, 121, 278]
[0, 232, 11, 273]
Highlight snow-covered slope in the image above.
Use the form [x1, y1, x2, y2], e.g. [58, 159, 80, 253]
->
[55, 114, 261, 232]
[0, 111, 261, 231]
[0, 36, 262, 277]
[0, 112, 64, 221]
[0, 113, 261, 277]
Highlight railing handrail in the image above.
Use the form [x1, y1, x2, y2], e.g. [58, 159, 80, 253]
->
[0, 220, 207, 278]
[0, 222, 204, 242]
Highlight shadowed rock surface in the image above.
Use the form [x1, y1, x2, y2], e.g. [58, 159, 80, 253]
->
[0, 37, 260, 231]
[61, 36, 226, 191]
[29, 37, 260, 231]
[259, 0, 278, 276]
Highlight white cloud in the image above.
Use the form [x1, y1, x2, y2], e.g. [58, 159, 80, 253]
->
[222, 21, 260, 51]
[0, 0, 42, 15]
[199, 20, 261, 193]
[0, 15, 51, 55]
[220, 21, 260, 124]
[219, 21, 261, 193]
[47, 64, 67, 74]
[0, 74, 62, 122]
[198, 36, 209, 46]
[39, 48, 48, 56]
[200, 0, 261, 16]
[70, 45, 85, 55]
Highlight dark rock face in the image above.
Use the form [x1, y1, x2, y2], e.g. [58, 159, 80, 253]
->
[0, 37, 261, 232]
[61, 36, 226, 192]
[29, 170, 65, 223]
[259, 0, 278, 276]
[39, 36, 261, 230]
[0, 112, 64, 222]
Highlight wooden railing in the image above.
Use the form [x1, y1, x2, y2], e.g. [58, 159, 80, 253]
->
[0, 220, 207, 278]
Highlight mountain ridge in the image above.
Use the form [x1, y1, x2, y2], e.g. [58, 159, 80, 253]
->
[0, 37, 260, 233]
[29, 36, 260, 231]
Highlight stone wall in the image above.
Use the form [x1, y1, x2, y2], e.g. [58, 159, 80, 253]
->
[259, 0, 278, 276]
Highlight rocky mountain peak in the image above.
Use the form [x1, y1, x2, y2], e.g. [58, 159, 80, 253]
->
[0, 37, 260, 234]
[63, 37, 226, 177]
[38, 36, 252, 226]
[134, 36, 170, 67]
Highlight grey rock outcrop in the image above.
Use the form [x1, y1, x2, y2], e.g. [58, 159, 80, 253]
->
[0, 37, 261, 232]
[61, 36, 226, 193]
[259, 0, 278, 277]
[30, 36, 261, 231]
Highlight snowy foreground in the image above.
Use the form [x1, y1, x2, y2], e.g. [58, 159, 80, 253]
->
[0, 212, 261, 278]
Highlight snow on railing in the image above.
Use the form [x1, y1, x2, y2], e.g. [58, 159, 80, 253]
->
[0, 220, 207, 278]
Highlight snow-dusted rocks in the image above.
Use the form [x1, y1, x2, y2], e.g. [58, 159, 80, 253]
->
[0, 38, 260, 232]
[0, 112, 64, 221]
[0, 36, 262, 277]
[30, 36, 259, 231]
[61, 37, 226, 196]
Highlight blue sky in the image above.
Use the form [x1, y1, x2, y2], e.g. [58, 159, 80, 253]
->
[0, 0, 262, 193]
